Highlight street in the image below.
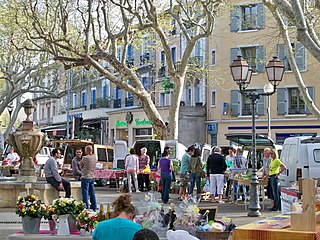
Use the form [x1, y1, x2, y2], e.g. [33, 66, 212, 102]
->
[0, 186, 279, 239]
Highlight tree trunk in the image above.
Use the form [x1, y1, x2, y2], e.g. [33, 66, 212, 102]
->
[168, 75, 185, 140]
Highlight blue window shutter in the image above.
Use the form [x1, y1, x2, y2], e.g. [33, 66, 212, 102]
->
[256, 3, 265, 29]
[295, 42, 306, 71]
[230, 48, 240, 64]
[256, 46, 265, 72]
[306, 86, 314, 114]
[230, 5, 240, 32]
[277, 88, 287, 115]
[256, 89, 265, 115]
[231, 90, 241, 116]
[277, 44, 289, 70]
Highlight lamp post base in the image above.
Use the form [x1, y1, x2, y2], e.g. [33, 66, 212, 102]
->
[248, 209, 261, 217]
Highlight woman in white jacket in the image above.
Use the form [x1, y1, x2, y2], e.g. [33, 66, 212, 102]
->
[125, 148, 140, 193]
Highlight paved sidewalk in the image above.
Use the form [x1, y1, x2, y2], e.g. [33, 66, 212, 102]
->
[1, 187, 278, 239]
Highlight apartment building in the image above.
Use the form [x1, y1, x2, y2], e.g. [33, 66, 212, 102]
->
[37, 21, 207, 147]
[206, 1, 319, 146]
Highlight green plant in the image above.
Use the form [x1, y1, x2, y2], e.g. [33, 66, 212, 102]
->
[15, 194, 46, 219]
[52, 197, 85, 216]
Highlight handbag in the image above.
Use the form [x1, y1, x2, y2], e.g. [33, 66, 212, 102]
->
[198, 166, 206, 178]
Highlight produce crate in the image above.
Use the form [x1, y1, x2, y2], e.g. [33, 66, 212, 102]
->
[195, 230, 231, 240]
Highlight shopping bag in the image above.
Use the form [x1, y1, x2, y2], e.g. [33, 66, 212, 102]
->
[203, 180, 210, 193]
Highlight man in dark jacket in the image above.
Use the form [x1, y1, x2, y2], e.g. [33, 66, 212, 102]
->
[206, 147, 227, 203]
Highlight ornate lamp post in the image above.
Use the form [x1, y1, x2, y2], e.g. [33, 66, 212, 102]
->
[230, 56, 285, 217]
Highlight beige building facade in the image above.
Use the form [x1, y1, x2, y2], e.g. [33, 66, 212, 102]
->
[206, 0, 319, 146]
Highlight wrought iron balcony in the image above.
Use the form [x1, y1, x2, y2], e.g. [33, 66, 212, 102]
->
[288, 107, 306, 114]
[113, 99, 121, 108]
[125, 97, 134, 107]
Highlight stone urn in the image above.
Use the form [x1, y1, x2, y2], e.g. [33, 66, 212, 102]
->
[7, 99, 47, 182]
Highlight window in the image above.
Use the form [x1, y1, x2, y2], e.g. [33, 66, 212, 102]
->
[114, 87, 121, 100]
[230, 46, 265, 72]
[211, 50, 216, 65]
[142, 36, 149, 55]
[97, 148, 107, 162]
[127, 45, 133, 60]
[314, 149, 320, 163]
[91, 88, 96, 104]
[160, 93, 166, 107]
[231, 89, 265, 116]
[230, 3, 264, 32]
[277, 87, 314, 115]
[135, 128, 152, 136]
[160, 51, 166, 66]
[187, 87, 192, 104]
[211, 90, 216, 107]
[42, 108, 45, 119]
[102, 81, 110, 99]
[53, 106, 56, 116]
[117, 47, 122, 61]
[81, 91, 87, 107]
[171, 19, 176, 35]
[73, 94, 78, 108]
[196, 84, 201, 103]
[241, 4, 257, 30]
[241, 47, 257, 71]
[171, 47, 177, 64]
[277, 43, 306, 71]
[142, 76, 149, 91]
[195, 40, 201, 57]
[288, 88, 306, 114]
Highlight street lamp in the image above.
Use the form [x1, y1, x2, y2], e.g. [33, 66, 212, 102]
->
[230, 56, 285, 217]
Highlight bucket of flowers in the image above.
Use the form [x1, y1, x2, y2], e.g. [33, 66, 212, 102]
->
[76, 209, 99, 236]
[15, 194, 47, 234]
[52, 197, 86, 235]
[43, 205, 57, 231]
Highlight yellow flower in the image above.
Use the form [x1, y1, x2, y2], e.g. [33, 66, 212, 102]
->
[17, 196, 23, 201]
[21, 208, 26, 213]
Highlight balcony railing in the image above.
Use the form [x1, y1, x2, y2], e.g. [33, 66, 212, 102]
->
[140, 53, 150, 65]
[90, 103, 96, 110]
[113, 99, 121, 108]
[126, 58, 134, 67]
[242, 107, 253, 116]
[125, 97, 134, 107]
[158, 66, 166, 78]
[288, 107, 306, 114]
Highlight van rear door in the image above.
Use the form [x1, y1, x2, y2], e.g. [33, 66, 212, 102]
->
[113, 141, 128, 169]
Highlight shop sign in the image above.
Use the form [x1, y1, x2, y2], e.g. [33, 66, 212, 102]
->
[208, 123, 217, 134]
[116, 120, 128, 128]
[135, 118, 152, 126]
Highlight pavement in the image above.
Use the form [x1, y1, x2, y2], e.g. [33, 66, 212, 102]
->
[0, 187, 279, 239]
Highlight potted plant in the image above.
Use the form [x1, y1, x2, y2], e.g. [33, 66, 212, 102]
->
[52, 197, 85, 235]
[15, 194, 46, 234]
[44, 205, 57, 231]
[76, 209, 99, 236]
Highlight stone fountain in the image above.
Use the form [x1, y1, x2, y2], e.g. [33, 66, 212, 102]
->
[0, 99, 81, 208]
[7, 99, 47, 182]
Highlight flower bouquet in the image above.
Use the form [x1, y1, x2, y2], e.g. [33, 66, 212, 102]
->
[76, 209, 98, 233]
[16, 194, 46, 219]
[15, 194, 47, 234]
[52, 197, 85, 216]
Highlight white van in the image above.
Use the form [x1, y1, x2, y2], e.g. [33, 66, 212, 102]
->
[280, 136, 320, 187]
[112, 140, 187, 169]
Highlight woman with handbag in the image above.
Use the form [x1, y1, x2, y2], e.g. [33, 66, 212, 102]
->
[138, 147, 150, 192]
[188, 148, 204, 201]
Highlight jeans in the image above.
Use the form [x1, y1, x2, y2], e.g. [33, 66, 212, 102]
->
[127, 171, 139, 193]
[270, 175, 280, 210]
[138, 173, 150, 191]
[161, 173, 172, 203]
[46, 177, 71, 198]
[81, 178, 97, 211]
[233, 180, 246, 201]
[189, 173, 201, 198]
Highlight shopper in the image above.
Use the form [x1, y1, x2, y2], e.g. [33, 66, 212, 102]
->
[188, 148, 202, 200]
[138, 147, 150, 192]
[232, 148, 248, 202]
[262, 147, 274, 208]
[158, 149, 173, 204]
[225, 147, 236, 199]
[179, 145, 195, 200]
[92, 194, 141, 240]
[206, 147, 227, 204]
[125, 148, 140, 193]
[44, 148, 71, 197]
[266, 149, 286, 211]
[80, 145, 97, 211]
[72, 147, 83, 180]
